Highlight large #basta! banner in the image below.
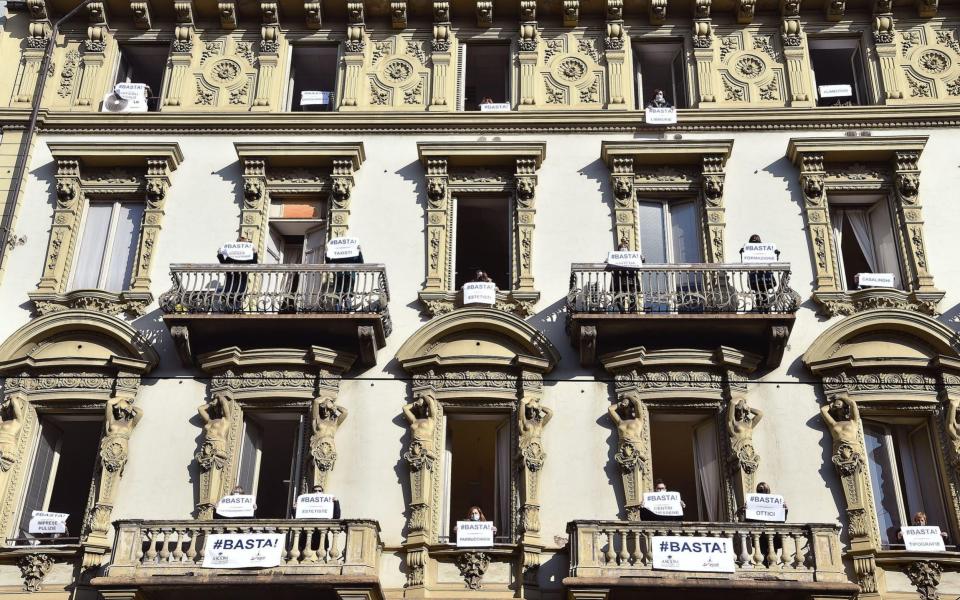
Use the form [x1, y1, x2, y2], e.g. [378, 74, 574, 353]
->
[202, 533, 286, 568]
[652, 536, 736, 573]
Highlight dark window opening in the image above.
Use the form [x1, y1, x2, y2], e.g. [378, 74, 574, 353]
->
[115, 44, 169, 111]
[267, 197, 327, 265]
[445, 415, 510, 541]
[463, 43, 511, 111]
[634, 42, 686, 109]
[809, 39, 868, 106]
[289, 46, 339, 111]
[454, 195, 511, 290]
[649, 413, 720, 522]
[237, 414, 305, 519]
[18, 417, 102, 541]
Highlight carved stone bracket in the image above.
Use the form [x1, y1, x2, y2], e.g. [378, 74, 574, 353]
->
[391, 0, 407, 29]
[218, 0, 237, 29]
[173, 0, 195, 53]
[917, 0, 938, 17]
[736, 0, 756, 23]
[476, 1, 492, 26]
[304, 0, 321, 28]
[563, 0, 579, 26]
[131, 0, 152, 29]
[649, 0, 667, 25]
[18, 553, 54, 592]
[456, 551, 490, 590]
[907, 560, 943, 600]
[518, 0, 538, 105]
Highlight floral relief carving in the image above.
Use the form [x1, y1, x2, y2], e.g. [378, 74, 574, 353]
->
[558, 57, 587, 81]
[57, 50, 80, 98]
[724, 78, 745, 101]
[212, 59, 241, 83]
[735, 55, 765, 79]
[385, 59, 413, 82]
[577, 37, 601, 64]
[919, 50, 951, 74]
[907, 73, 933, 98]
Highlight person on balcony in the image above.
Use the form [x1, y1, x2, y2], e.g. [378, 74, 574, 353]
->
[325, 243, 364, 312]
[647, 89, 673, 109]
[608, 239, 642, 314]
[746, 482, 788, 559]
[471, 270, 494, 284]
[742, 234, 780, 313]
[217, 235, 257, 312]
[640, 478, 686, 521]
[897, 512, 950, 544]
[458, 506, 497, 542]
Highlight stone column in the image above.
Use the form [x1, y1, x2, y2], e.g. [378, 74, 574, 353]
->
[892, 151, 933, 290]
[603, 0, 627, 108]
[780, 0, 811, 105]
[341, 1, 366, 108]
[129, 158, 171, 292]
[76, 2, 109, 107]
[610, 157, 635, 249]
[424, 159, 449, 291]
[165, 0, 195, 107]
[691, 0, 716, 105]
[328, 159, 355, 238]
[797, 153, 836, 291]
[701, 154, 726, 263]
[514, 158, 537, 292]
[873, 0, 902, 102]
[253, 1, 280, 109]
[38, 159, 82, 294]
[429, 1, 452, 111]
[239, 158, 268, 252]
[518, 0, 538, 107]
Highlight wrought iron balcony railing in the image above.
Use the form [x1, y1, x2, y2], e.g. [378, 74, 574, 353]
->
[158, 263, 390, 315]
[105, 519, 381, 577]
[567, 520, 845, 582]
[567, 263, 800, 315]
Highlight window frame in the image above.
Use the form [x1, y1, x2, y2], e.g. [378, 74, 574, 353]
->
[458, 41, 513, 112]
[235, 411, 307, 519]
[112, 43, 171, 112]
[450, 192, 514, 291]
[69, 198, 145, 292]
[827, 196, 903, 292]
[633, 39, 688, 110]
[284, 44, 341, 112]
[807, 37, 870, 107]
[635, 197, 703, 265]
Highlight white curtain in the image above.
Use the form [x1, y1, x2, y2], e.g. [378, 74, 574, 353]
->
[845, 209, 879, 272]
[237, 419, 261, 496]
[831, 209, 844, 271]
[104, 203, 144, 291]
[495, 422, 511, 538]
[71, 203, 112, 289]
[637, 201, 667, 263]
[671, 201, 701, 263]
[869, 203, 900, 288]
[441, 419, 452, 539]
[693, 418, 721, 521]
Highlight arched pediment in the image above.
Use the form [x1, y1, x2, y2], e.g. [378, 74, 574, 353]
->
[802, 309, 959, 374]
[0, 310, 159, 374]
[396, 308, 559, 373]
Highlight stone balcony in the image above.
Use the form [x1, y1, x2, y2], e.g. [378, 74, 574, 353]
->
[159, 263, 391, 367]
[564, 520, 857, 600]
[566, 262, 800, 368]
[92, 519, 383, 600]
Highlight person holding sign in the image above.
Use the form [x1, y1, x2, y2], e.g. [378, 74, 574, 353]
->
[608, 240, 643, 313]
[217, 235, 258, 312]
[325, 237, 364, 312]
[646, 89, 672, 108]
[216, 486, 257, 518]
[741, 234, 780, 313]
[465, 506, 496, 534]
[641, 479, 686, 521]
[897, 512, 949, 546]
[462, 271, 498, 306]
[456, 507, 497, 547]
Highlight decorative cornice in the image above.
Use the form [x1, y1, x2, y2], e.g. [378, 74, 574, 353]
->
[601, 139, 734, 167]
[234, 142, 365, 170]
[787, 135, 928, 165]
[417, 141, 546, 169]
[47, 141, 184, 170]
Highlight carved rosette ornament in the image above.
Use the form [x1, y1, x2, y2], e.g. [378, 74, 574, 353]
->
[19, 553, 54, 592]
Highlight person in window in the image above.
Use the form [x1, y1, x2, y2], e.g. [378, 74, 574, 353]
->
[640, 478, 685, 521]
[480, 96, 494, 105]
[325, 243, 364, 312]
[216, 485, 256, 519]
[742, 234, 780, 313]
[217, 235, 257, 312]
[646, 89, 673, 108]
[747, 482, 788, 560]
[461, 506, 497, 540]
[897, 512, 949, 544]
[472, 270, 494, 284]
[609, 240, 642, 314]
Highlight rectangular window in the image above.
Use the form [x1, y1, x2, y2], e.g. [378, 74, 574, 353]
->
[460, 43, 511, 111]
[71, 200, 145, 292]
[649, 413, 721, 521]
[829, 196, 901, 290]
[17, 417, 102, 542]
[115, 44, 169, 111]
[453, 195, 511, 290]
[863, 420, 950, 547]
[637, 199, 701, 264]
[441, 414, 511, 541]
[236, 413, 306, 519]
[266, 197, 327, 264]
[634, 41, 687, 109]
[808, 38, 868, 107]
[287, 46, 339, 111]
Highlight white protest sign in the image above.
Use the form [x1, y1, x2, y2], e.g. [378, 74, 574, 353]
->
[607, 251, 644, 269]
[219, 241, 255, 262]
[857, 272, 895, 288]
[643, 492, 684, 517]
[456, 521, 495, 547]
[215, 494, 256, 518]
[202, 533, 285, 568]
[745, 493, 786, 522]
[645, 107, 678, 125]
[326, 237, 361, 260]
[652, 536, 736, 573]
[741, 243, 779, 264]
[300, 90, 332, 106]
[462, 282, 497, 305]
[113, 83, 148, 111]
[295, 493, 335, 519]
[479, 103, 511, 112]
[819, 84, 853, 98]
[901, 526, 946, 552]
[28, 511, 69, 534]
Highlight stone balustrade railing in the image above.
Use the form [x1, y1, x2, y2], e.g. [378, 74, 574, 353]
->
[106, 519, 381, 577]
[567, 520, 845, 582]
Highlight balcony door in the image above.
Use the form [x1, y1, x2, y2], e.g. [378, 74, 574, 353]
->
[649, 412, 722, 521]
[237, 412, 306, 519]
[637, 199, 701, 265]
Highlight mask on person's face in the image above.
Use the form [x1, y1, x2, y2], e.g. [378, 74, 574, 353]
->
[470, 512, 480, 521]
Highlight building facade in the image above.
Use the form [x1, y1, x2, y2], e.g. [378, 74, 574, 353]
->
[1, 0, 960, 599]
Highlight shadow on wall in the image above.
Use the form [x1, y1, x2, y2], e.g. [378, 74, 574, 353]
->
[537, 548, 571, 592]
[394, 159, 428, 287]
[131, 308, 177, 369]
[212, 160, 244, 236]
[804, 387, 848, 544]
[392, 404, 414, 540]
[187, 410, 205, 518]
[599, 381, 629, 520]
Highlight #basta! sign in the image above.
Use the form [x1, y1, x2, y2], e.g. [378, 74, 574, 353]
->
[462, 282, 497, 305]
[741, 243, 779, 264]
[216, 494, 256, 518]
[326, 237, 361, 260]
[219, 241, 255, 261]
[456, 521, 495, 547]
[606, 251, 644, 269]
[643, 492, 684, 517]
[28, 511, 69, 534]
[645, 107, 677, 124]
[901, 526, 946, 552]
[202, 533, 285, 568]
[652, 536, 736, 573]
[295, 493, 335, 519]
[745, 493, 786, 522]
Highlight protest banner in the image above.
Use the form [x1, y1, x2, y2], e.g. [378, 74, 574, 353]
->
[326, 237, 361, 260]
[456, 521, 495, 547]
[462, 282, 497, 305]
[202, 533, 285, 568]
[645, 107, 678, 125]
[901, 526, 946, 552]
[652, 536, 736, 573]
[606, 251, 644, 269]
[215, 494, 256, 518]
[28, 511, 68, 535]
[295, 493, 335, 519]
[745, 493, 786, 522]
[219, 241, 255, 261]
[857, 272, 895, 288]
[643, 492, 684, 517]
[741, 243, 779, 264]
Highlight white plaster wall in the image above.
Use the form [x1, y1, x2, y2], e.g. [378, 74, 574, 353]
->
[2, 126, 959, 590]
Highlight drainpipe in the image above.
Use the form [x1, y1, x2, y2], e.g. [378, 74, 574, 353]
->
[0, 0, 92, 272]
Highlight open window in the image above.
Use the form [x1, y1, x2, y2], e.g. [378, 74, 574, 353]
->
[115, 44, 168, 111]
[829, 195, 901, 290]
[649, 412, 722, 521]
[287, 46, 339, 111]
[863, 419, 951, 547]
[266, 197, 328, 265]
[459, 43, 511, 111]
[634, 41, 687, 109]
[453, 195, 511, 290]
[236, 412, 306, 519]
[70, 199, 145, 292]
[808, 38, 868, 107]
[16, 416, 102, 543]
[441, 414, 511, 542]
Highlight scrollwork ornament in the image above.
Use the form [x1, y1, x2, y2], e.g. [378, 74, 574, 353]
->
[832, 441, 864, 476]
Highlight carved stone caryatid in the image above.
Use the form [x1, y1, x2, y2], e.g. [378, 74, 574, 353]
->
[608, 392, 650, 520]
[692, 0, 716, 104]
[403, 393, 439, 536]
[701, 154, 726, 262]
[726, 395, 762, 508]
[83, 395, 143, 565]
[341, 1, 366, 107]
[309, 395, 347, 493]
[0, 394, 25, 473]
[518, 0, 538, 106]
[604, 0, 627, 106]
[165, 0, 195, 107]
[518, 394, 551, 535]
[424, 158, 449, 291]
[944, 390, 960, 477]
[514, 158, 537, 291]
[128, 158, 172, 292]
[195, 393, 238, 519]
